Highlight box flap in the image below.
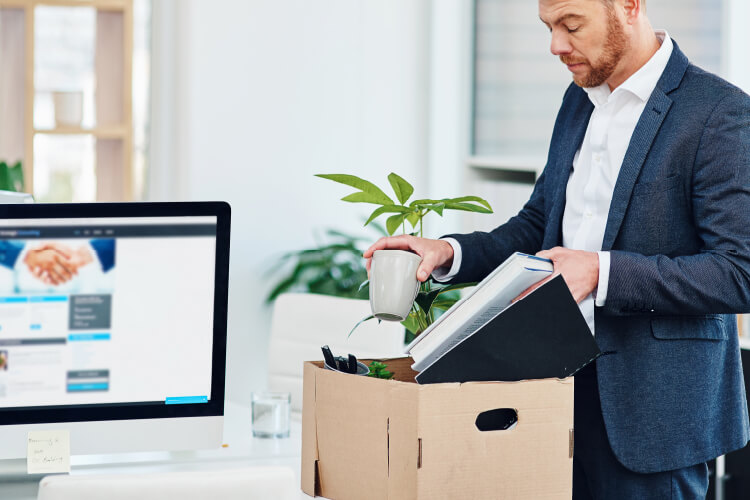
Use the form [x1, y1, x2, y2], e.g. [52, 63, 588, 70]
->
[386, 380, 419, 499]
[312, 362, 391, 500]
[301, 361, 319, 497]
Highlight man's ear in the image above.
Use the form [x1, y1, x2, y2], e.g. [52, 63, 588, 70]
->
[620, 0, 643, 25]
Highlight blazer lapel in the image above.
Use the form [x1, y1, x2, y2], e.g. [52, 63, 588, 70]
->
[600, 40, 689, 250]
[546, 99, 593, 247]
[600, 92, 672, 250]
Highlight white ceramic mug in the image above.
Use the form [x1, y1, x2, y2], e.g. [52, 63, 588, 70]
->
[369, 249, 422, 321]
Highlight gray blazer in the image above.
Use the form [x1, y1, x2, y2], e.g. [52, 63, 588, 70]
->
[448, 41, 750, 473]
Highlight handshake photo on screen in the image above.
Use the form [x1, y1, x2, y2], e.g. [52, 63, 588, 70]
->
[0, 239, 116, 293]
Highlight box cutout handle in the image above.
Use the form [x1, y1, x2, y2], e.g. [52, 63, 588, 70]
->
[475, 408, 518, 431]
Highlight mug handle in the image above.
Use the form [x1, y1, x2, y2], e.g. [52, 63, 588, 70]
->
[411, 279, 420, 303]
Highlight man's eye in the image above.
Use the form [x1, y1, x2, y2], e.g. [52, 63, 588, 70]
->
[567, 26, 580, 33]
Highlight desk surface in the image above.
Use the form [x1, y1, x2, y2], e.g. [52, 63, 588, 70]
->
[1, 401, 313, 500]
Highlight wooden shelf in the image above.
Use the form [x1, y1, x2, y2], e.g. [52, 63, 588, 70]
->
[0, 0, 133, 201]
[34, 125, 127, 139]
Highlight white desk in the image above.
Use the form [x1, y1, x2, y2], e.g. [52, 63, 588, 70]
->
[0, 401, 313, 500]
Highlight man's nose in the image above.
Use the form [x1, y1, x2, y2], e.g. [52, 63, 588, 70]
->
[550, 31, 573, 56]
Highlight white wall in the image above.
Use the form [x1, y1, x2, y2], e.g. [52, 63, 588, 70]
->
[725, 0, 750, 93]
[149, 0, 430, 406]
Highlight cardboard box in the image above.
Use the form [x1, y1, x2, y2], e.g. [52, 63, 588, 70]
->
[301, 357, 573, 499]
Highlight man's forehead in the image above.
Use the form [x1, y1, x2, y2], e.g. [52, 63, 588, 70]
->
[539, 0, 601, 24]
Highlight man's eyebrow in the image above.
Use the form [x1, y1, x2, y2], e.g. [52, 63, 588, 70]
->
[539, 13, 585, 27]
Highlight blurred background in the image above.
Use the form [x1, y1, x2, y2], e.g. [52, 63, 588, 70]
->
[0, 0, 748, 408]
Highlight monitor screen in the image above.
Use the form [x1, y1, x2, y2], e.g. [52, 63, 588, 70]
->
[0, 202, 230, 460]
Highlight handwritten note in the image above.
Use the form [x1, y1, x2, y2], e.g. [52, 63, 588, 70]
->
[27, 430, 70, 474]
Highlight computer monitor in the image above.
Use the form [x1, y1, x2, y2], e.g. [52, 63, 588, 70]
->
[0, 202, 230, 460]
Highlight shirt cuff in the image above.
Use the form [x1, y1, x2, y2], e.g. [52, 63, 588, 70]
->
[595, 251, 610, 307]
[431, 237, 462, 282]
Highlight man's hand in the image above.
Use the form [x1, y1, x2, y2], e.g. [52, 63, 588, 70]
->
[363, 235, 454, 282]
[515, 247, 599, 303]
[68, 245, 94, 270]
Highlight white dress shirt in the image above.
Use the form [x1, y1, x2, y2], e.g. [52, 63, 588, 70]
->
[436, 31, 673, 335]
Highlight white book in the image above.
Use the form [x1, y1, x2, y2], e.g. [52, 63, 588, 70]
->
[406, 252, 553, 372]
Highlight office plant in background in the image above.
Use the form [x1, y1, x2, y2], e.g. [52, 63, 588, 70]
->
[0, 161, 24, 192]
[265, 225, 385, 304]
[316, 173, 494, 343]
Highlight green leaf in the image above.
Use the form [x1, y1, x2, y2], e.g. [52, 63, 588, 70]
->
[365, 205, 410, 227]
[414, 288, 443, 315]
[406, 212, 420, 229]
[446, 196, 493, 211]
[408, 198, 440, 207]
[387, 173, 414, 205]
[386, 213, 408, 235]
[443, 202, 493, 214]
[348, 315, 377, 338]
[316, 174, 394, 205]
[265, 275, 301, 303]
[426, 203, 445, 216]
[435, 282, 477, 295]
[341, 192, 393, 205]
[401, 313, 422, 336]
[431, 298, 461, 310]
[367, 361, 394, 379]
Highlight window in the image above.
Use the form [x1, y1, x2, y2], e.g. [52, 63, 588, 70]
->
[471, 0, 724, 164]
[0, 0, 151, 202]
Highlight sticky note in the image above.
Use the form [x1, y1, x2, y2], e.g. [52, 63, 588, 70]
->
[27, 430, 71, 474]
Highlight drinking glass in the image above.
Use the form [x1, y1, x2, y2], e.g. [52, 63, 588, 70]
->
[251, 391, 291, 438]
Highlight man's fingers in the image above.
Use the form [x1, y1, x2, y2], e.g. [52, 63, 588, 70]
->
[363, 235, 413, 258]
[53, 257, 75, 280]
[417, 252, 444, 282]
[45, 268, 62, 285]
[536, 247, 562, 261]
[48, 266, 68, 284]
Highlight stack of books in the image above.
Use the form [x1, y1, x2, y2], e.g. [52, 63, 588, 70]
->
[405, 252, 600, 384]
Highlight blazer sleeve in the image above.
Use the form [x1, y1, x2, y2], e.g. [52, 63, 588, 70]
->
[442, 167, 547, 284]
[0, 241, 24, 270]
[90, 239, 116, 273]
[603, 90, 750, 315]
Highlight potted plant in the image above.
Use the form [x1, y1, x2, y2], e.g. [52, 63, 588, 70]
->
[265, 225, 386, 303]
[317, 172, 494, 343]
[0, 161, 24, 192]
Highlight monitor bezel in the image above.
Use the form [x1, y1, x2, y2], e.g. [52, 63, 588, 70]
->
[0, 201, 230, 425]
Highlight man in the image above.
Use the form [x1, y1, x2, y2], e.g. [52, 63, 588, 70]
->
[365, 0, 750, 497]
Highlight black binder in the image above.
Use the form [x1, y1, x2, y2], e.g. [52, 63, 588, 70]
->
[415, 275, 601, 384]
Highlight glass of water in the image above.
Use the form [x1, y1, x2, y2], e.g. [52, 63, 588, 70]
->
[251, 391, 291, 438]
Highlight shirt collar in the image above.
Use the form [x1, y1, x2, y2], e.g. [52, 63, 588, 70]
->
[584, 30, 673, 107]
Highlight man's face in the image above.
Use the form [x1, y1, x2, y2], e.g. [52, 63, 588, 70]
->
[539, 0, 628, 88]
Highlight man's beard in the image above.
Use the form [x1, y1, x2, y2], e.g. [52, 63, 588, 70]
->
[561, 8, 628, 88]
